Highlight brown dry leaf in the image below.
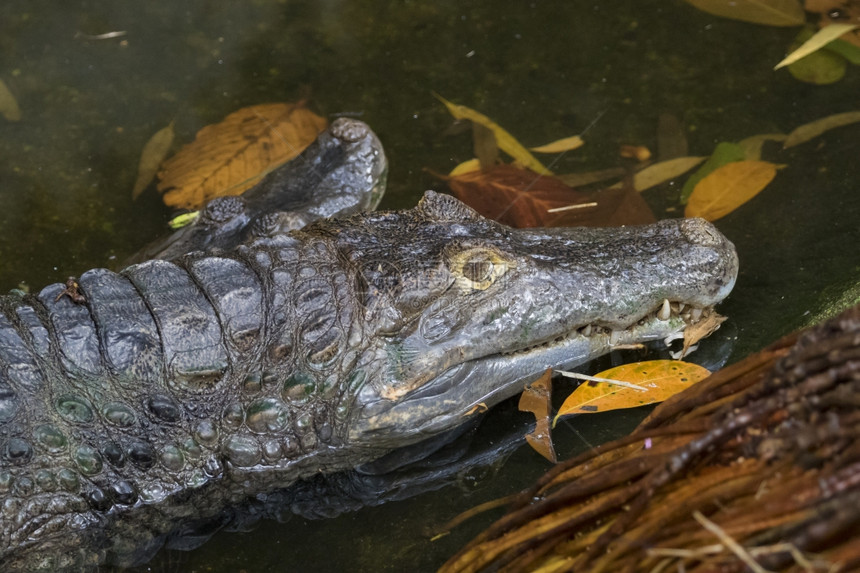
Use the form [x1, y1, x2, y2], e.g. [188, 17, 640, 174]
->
[737, 133, 787, 160]
[441, 165, 657, 228]
[519, 369, 557, 463]
[157, 102, 327, 209]
[433, 93, 551, 175]
[683, 0, 805, 26]
[783, 110, 860, 148]
[530, 135, 585, 154]
[657, 113, 689, 160]
[685, 160, 778, 221]
[132, 121, 175, 200]
[682, 312, 728, 357]
[442, 164, 586, 227]
[0, 78, 21, 121]
[554, 360, 711, 422]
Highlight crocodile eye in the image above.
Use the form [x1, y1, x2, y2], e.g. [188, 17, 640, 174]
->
[448, 246, 511, 291]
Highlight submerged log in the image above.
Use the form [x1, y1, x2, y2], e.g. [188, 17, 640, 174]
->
[442, 303, 860, 573]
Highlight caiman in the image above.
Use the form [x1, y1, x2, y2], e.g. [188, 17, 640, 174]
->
[0, 119, 738, 571]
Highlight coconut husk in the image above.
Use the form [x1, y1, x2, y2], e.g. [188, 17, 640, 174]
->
[442, 303, 860, 573]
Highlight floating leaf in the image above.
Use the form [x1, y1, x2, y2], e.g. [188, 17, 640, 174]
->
[440, 164, 657, 228]
[680, 142, 746, 204]
[685, 160, 777, 221]
[518, 369, 557, 463]
[530, 135, 584, 154]
[157, 101, 327, 209]
[610, 156, 706, 192]
[783, 110, 860, 147]
[0, 78, 21, 121]
[449, 158, 482, 176]
[132, 121, 175, 200]
[683, 0, 805, 26]
[775, 23, 858, 68]
[737, 133, 787, 160]
[554, 360, 711, 422]
[441, 164, 585, 227]
[433, 93, 551, 175]
[168, 211, 198, 229]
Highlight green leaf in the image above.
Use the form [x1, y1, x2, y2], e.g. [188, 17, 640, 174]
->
[788, 46, 847, 84]
[826, 38, 860, 65]
[680, 142, 746, 204]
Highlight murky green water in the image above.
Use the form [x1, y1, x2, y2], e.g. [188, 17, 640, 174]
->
[1, 1, 858, 571]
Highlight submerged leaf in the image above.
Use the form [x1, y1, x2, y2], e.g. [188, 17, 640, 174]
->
[449, 158, 482, 176]
[657, 113, 689, 160]
[530, 135, 584, 154]
[783, 110, 860, 147]
[132, 121, 175, 200]
[683, 0, 805, 26]
[434, 93, 551, 175]
[775, 23, 859, 68]
[680, 142, 746, 204]
[157, 101, 327, 209]
[788, 39, 848, 84]
[685, 160, 777, 221]
[519, 369, 557, 463]
[555, 360, 711, 421]
[0, 78, 21, 121]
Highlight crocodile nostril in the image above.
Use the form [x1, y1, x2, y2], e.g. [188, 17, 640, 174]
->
[680, 217, 723, 247]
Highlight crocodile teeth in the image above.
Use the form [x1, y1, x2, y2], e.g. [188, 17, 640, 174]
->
[690, 307, 703, 322]
[657, 298, 671, 321]
[610, 329, 621, 345]
[580, 324, 592, 336]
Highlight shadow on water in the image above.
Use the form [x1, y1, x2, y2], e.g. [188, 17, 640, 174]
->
[1, 1, 858, 571]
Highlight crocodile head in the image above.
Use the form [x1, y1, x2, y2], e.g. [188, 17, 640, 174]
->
[322, 191, 738, 448]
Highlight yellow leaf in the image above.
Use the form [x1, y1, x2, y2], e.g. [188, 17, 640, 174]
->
[554, 360, 710, 422]
[433, 93, 551, 175]
[449, 158, 482, 176]
[530, 135, 585, 154]
[775, 23, 859, 69]
[783, 111, 860, 148]
[609, 156, 707, 192]
[132, 121, 175, 200]
[685, 160, 777, 221]
[0, 78, 21, 121]
[683, 0, 805, 26]
[157, 101, 328, 209]
[737, 133, 787, 160]
[518, 369, 557, 463]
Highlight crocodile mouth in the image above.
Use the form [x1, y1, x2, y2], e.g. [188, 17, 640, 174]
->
[400, 298, 715, 411]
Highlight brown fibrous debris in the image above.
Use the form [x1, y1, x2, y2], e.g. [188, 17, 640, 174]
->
[441, 303, 860, 573]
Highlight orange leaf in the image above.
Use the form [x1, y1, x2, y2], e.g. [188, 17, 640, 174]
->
[684, 160, 777, 221]
[157, 102, 327, 209]
[555, 360, 710, 422]
[518, 369, 557, 463]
